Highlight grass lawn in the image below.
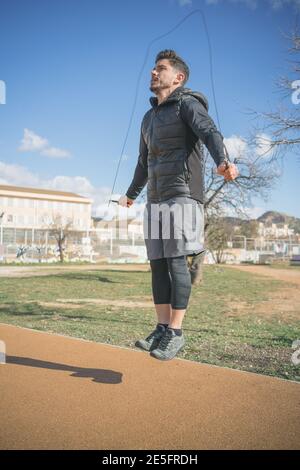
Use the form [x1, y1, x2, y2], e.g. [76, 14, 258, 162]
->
[0, 265, 299, 382]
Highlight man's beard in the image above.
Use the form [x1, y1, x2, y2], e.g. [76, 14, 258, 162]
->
[150, 80, 170, 93]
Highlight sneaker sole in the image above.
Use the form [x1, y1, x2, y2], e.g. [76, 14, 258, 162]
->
[134, 340, 151, 351]
[135, 339, 163, 352]
[150, 343, 185, 361]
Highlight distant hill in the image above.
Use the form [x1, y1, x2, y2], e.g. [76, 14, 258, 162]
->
[257, 211, 291, 224]
[223, 211, 300, 234]
[257, 211, 300, 233]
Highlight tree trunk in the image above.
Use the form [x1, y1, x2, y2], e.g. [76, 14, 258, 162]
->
[58, 240, 64, 263]
[187, 250, 206, 285]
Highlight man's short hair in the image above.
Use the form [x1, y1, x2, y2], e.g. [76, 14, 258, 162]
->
[155, 49, 189, 85]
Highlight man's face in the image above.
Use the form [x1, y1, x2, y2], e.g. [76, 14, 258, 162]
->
[150, 59, 183, 93]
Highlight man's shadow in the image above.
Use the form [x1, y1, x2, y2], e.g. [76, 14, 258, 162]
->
[6, 356, 122, 384]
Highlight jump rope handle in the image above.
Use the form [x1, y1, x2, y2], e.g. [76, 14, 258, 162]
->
[223, 143, 231, 169]
[110, 199, 132, 208]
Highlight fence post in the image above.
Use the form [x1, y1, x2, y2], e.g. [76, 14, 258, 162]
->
[46, 230, 48, 259]
[110, 228, 113, 256]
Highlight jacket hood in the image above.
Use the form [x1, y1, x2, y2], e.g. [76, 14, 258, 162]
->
[150, 86, 209, 111]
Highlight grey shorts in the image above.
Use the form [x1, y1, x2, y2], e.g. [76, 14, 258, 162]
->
[143, 196, 205, 260]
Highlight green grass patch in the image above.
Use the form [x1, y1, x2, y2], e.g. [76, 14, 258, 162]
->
[0, 265, 299, 382]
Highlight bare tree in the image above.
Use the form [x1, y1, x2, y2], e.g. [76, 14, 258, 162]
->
[205, 215, 235, 264]
[237, 220, 259, 239]
[246, 24, 300, 161]
[204, 144, 279, 218]
[46, 215, 76, 263]
[188, 145, 280, 281]
[193, 24, 300, 277]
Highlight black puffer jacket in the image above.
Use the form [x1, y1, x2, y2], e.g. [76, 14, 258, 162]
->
[126, 86, 226, 204]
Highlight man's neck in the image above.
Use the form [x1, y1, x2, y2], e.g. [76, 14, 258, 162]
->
[156, 85, 182, 105]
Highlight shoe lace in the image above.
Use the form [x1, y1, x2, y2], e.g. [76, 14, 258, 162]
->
[158, 330, 173, 351]
[145, 328, 160, 342]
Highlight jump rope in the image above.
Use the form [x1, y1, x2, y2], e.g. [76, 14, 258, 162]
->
[108, 8, 235, 208]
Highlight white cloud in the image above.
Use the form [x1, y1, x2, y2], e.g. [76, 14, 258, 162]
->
[223, 204, 266, 219]
[0, 161, 40, 187]
[48, 175, 96, 194]
[18, 128, 71, 159]
[224, 135, 247, 160]
[255, 133, 274, 158]
[242, 206, 266, 219]
[223, 133, 275, 162]
[18, 128, 48, 152]
[0, 160, 145, 218]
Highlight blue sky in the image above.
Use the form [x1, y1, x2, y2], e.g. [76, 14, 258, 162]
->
[0, 0, 299, 218]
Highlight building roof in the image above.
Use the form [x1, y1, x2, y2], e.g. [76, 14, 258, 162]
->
[0, 184, 91, 202]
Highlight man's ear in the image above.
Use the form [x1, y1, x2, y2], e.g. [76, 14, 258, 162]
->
[174, 71, 185, 85]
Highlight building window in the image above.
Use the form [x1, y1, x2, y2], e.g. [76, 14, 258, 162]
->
[7, 214, 13, 223]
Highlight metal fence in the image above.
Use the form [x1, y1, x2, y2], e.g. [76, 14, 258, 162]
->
[0, 226, 299, 264]
[0, 226, 147, 263]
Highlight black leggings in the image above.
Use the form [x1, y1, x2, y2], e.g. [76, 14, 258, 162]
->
[150, 256, 191, 310]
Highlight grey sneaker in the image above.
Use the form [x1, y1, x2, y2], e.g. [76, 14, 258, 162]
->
[150, 328, 185, 361]
[135, 324, 167, 352]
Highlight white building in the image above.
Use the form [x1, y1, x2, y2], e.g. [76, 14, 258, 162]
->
[0, 184, 92, 254]
[258, 222, 294, 238]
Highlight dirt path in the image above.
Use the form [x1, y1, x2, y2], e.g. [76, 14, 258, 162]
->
[224, 264, 300, 286]
[0, 323, 299, 450]
[223, 265, 300, 320]
[1, 298, 154, 309]
[0, 263, 150, 278]
[1, 263, 299, 284]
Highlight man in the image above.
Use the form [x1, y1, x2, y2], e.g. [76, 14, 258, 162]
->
[119, 50, 238, 361]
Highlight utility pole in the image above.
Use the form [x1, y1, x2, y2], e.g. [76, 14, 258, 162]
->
[0, 212, 4, 245]
[0, 212, 4, 261]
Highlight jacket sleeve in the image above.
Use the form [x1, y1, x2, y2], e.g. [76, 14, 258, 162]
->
[180, 97, 226, 167]
[126, 127, 148, 200]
